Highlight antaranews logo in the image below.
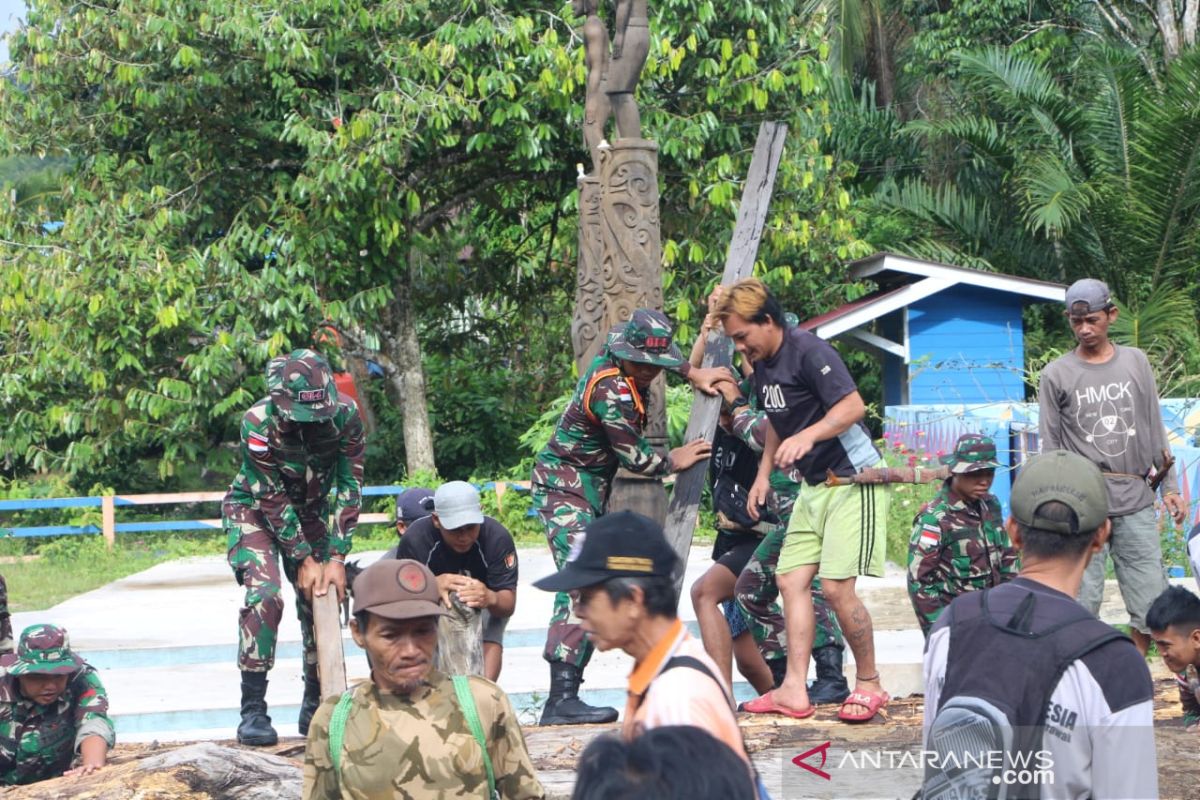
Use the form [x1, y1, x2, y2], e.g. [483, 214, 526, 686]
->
[791, 741, 832, 781]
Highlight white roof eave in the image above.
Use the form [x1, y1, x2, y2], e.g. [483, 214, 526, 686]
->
[851, 253, 1066, 303]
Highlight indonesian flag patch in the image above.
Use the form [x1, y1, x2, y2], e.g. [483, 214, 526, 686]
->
[617, 382, 633, 405]
[918, 525, 940, 549]
[504, 552, 516, 570]
[247, 432, 270, 454]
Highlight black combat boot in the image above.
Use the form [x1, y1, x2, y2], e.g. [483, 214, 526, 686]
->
[237, 671, 279, 746]
[767, 656, 788, 689]
[297, 673, 322, 737]
[807, 645, 851, 705]
[539, 663, 619, 725]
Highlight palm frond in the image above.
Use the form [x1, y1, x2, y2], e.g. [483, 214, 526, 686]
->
[875, 178, 995, 250]
[823, 0, 869, 78]
[1014, 155, 1097, 240]
[1127, 50, 1200, 285]
[1109, 283, 1200, 357]
[955, 48, 1086, 143]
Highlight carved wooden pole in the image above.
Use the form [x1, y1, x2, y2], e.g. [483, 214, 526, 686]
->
[572, 139, 670, 523]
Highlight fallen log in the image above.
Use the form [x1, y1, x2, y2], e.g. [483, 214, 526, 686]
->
[2, 742, 301, 799]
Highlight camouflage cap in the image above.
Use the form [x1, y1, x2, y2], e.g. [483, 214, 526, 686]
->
[270, 348, 339, 423]
[939, 433, 1002, 474]
[265, 355, 287, 394]
[606, 309, 686, 369]
[7, 624, 85, 676]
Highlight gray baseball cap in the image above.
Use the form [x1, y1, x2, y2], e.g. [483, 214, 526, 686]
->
[1011, 451, 1108, 534]
[1065, 279, 1113, 315]
[433, 481, 484, 530]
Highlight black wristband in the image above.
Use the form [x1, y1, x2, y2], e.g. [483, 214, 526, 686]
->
[730, 396, 749, 410]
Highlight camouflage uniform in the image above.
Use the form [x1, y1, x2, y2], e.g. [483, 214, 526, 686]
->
[1176, 665, 1200, 728]
[906, 434, 1017, 636]
[0, 625, 115, 786]
[302, 673, 545, 799]
[532, 309, 699, 672]
[223, 351, 365, 675]
[0, 575, 12, 655]
[531, 351, 674, 667]
[728, 399, 843, 665]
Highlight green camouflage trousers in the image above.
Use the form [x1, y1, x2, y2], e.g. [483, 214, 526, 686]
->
[225, 509, 327, 677]
[532, 486, 598, 669]
[735, 515, 843, 666]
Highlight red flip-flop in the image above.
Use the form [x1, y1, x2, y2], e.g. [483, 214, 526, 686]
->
[739, 692, 816, 719]
[837, 689, 889, 723]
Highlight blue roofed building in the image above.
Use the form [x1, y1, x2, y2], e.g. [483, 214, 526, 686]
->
[800, 252, 1065, 407]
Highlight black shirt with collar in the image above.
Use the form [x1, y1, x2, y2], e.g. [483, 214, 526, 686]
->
[394, 515, 519, 592]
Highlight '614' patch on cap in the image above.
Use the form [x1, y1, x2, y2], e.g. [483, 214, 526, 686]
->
[270, 348, 339, 423]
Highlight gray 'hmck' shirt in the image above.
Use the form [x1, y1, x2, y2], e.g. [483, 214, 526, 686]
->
[1038, 344, 1178, 517]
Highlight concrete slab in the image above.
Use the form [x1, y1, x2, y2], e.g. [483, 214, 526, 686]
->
[9, 546, 1173, 742]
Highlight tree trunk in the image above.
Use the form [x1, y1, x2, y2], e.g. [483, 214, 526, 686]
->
[1156, 0, 1182, 62]
[1184, 0, 1198, 48]
[867, 3, 896, 110]
[387, 261, 437, 476]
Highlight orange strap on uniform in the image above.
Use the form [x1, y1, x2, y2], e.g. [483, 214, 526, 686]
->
[583, 367, 645, 426]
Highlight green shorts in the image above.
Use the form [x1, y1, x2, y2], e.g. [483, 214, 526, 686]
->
[777, 480, 889, 579]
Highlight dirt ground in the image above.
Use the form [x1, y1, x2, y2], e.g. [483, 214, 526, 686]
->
[35, 677, 1183, 800]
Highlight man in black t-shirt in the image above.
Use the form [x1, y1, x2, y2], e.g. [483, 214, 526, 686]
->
[718, 278, 889, 724]
[395, 481, 519, 680]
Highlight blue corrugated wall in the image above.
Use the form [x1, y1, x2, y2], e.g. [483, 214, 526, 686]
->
[906, 286, 1027, 405]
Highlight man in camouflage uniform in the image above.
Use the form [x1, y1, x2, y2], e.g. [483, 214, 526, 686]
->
[532, 308, 730, 725]
[0, 575, 12, 654]
[0, 624, 115, 785]
[303, 558, 544, 800]
[722, 376, 849, 704]
[223, 348, 365, 745]
[907, 433, 1017, 636]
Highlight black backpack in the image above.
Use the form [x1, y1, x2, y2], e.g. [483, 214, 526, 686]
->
[921, 587, 1126, 800]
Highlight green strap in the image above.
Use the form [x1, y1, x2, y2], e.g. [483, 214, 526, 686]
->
[328, 689, 355, 777]
[452, 674, 497, 800]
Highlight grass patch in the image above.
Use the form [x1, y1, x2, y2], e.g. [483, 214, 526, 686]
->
[3, 532, 225, 612]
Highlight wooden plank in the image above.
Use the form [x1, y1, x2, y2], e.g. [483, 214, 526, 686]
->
[115, 491, 225, 505]
[663, 121, 788, 577]
[101, 495, 116, 549]
[313, 591, 347, 700]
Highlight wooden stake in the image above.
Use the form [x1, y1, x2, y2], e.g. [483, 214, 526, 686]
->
[313, 591, 347, 699]
[663, 121, 788, 585]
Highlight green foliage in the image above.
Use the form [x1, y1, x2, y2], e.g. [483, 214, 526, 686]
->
[647, 0, 872, 343]
[476, 483, 543, 544]
[0, 0, 866, 493]
[900, 0, 1090, 78]
[863, 45, 1200, 392]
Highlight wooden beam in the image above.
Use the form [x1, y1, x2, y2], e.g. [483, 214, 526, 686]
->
[842, 328, 908, 361]
[101, 495, 115, 549]
[663, 121, 788, 580]
[313, 591, 347, 700]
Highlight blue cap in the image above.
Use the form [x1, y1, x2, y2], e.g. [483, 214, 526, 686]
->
[396, 488, 434, 524]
